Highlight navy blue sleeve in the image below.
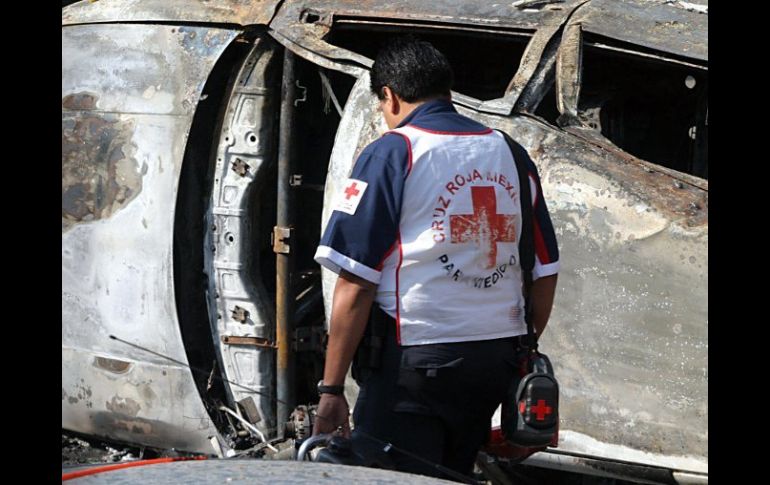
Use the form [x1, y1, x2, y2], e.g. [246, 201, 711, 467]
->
[523, 155, 560, 279]
[314, 133, 410, 284]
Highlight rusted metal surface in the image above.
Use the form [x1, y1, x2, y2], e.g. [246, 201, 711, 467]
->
[62, 24, 239, 229]
[62, 111, 143, 231]
[221, 336, 278, 348]
[561, 124, 708, 194]
[273, 226, 293, 254]
[93, 357, 132, 374]
[62, 23, 239, 454]
[62, 0, 282, 27]
[203, 36, 281, 439]
[62, 92, 98, 110]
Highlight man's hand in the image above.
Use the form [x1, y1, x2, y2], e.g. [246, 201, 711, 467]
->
[313, 394, 351, 438]
[311, 270, 375, 437]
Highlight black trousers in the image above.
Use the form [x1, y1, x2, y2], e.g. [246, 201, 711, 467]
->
[351, 310, 523, 481]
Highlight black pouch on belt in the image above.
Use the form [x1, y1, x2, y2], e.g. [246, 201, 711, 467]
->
[351, 305, 388, 382]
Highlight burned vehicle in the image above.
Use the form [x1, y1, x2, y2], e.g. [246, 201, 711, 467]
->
[62, 0, 707, 483]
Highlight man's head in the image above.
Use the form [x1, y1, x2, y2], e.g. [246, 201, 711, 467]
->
[370, 37, 454, 129]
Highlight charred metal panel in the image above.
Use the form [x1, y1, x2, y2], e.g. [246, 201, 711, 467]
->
[269, 2, 373, 80]
[573, 0, 708, 62]
[470, 114, 707, 476]
[64, 0, 707, 64]
[269, 0, 575, 115]
[555, 22, 583, 124]
[270, 0, 580, 32]
[270, 0, 705, 62]
[500, 1, 587, 114]
[62, 348, 217, 453]
[204, 36, 281, 436]
[321, 85, 707, 474]
[62, 111, 143, 230]
[465, 109, 706, 474]
[270, 28, 369, 79]
[62, 23, 239, 453]
[63, 0, 282, 27]
[61, 26, 234, 115]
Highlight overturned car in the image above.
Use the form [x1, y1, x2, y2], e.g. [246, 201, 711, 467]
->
[62, 0, 707, 482]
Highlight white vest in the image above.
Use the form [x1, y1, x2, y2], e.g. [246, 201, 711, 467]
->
[376, 126, 528, 345]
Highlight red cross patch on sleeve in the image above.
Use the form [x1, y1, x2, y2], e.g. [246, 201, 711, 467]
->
[333, 178, 368, 215]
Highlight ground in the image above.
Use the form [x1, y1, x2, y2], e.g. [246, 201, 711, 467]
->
[62, 430, 646, 484]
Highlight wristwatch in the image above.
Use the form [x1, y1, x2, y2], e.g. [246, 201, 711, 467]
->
[317, 380, 344, 396]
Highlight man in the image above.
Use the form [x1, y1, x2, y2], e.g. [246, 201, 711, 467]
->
[312, 38, 559, 479]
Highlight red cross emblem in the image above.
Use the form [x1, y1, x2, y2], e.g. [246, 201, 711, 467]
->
[450, 186, 516, 269]
[344, 182, 361, 200]
[529, 399, 553, 421]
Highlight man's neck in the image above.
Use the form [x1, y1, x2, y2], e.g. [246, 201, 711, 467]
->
[393, 96, 451, 127]
[393, 100, 423, 127]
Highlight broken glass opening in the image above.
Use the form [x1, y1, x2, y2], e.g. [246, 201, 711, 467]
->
[326, 18, 532, 101]
[579, 35, 708, 179]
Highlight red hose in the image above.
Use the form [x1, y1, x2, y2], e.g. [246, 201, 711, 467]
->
[62, 456, 207, 481]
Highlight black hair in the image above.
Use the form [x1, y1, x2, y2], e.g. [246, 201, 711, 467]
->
[370, 37, 453, 103]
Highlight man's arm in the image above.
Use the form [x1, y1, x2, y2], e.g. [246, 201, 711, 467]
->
[531, 274, 557, 340]
[313, 270, 376, 436]
[323, 270, 376, 386]
[311, 135, 408, 435]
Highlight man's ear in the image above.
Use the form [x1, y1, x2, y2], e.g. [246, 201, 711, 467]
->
[382, 86, 400, 116]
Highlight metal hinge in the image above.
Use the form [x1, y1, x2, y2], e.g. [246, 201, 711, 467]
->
[231, 306, 250, 323]
[272, 226, 292, 254]
[231, 157, 250, 177]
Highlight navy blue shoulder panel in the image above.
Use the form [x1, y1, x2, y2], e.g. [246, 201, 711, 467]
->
[319, 133, 410, 272]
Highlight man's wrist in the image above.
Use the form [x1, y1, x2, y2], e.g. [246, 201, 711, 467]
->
[317, 380, 345, 396]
